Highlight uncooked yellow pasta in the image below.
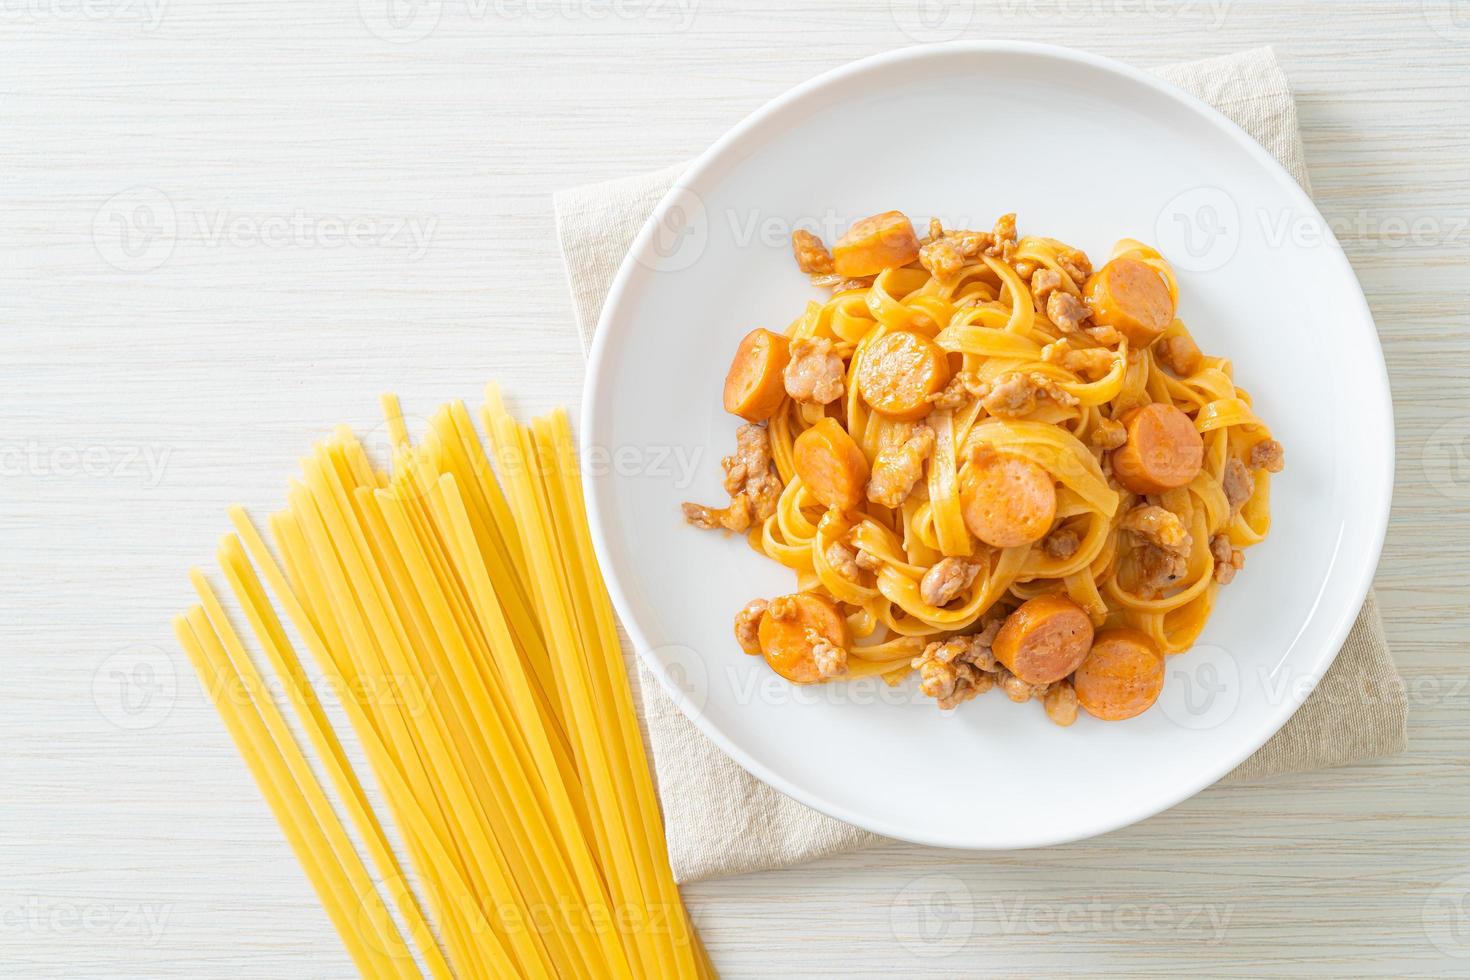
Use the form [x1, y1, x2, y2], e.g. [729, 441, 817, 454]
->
[176, 389, 714, 979]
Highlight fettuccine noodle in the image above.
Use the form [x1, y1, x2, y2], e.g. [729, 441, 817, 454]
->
[685, 211, 1283, 724]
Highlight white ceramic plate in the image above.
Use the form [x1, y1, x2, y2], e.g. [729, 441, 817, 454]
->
[581, 42, 1393, 849]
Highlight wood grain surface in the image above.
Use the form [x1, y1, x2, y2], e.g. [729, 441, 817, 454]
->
[3, 1, 1469, 976]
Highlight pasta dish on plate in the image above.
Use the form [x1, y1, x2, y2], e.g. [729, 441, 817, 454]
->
[683, 210, 1284, 725]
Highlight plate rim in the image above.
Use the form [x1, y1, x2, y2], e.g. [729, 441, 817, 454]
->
[580, 40, 1396, 849]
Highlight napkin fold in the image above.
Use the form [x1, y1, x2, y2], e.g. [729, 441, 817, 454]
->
[555, 47, 1407, 884]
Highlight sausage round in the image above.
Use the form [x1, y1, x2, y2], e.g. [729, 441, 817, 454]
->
[794, 417, 870, 511]
[833, 211, 921, 278]
[1072, 628, 1165, 721]
[992, 594, 1094, 685]
[1110, 403, 1204, 496]
[758, 592, 849, 684]
[855, 330, 950, 421]
[723, 328, 791, 422]
[1084, 257, 1175, 348]
[959, 448, 1057, 548]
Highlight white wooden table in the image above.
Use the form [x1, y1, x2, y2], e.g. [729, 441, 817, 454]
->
[4, 2, 1469, 975]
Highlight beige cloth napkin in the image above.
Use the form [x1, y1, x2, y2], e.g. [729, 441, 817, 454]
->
[554, 47, 1406, 884]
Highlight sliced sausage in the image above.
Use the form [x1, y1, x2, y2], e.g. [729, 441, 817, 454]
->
[1084, 257, 1175, 348]
[992, 594, 1094, 685]
[833, 211, 921, 278]
[959, 447, 1057, 548]
[723, 328, 791, 422]
[794, 417, 870, 511]
[758, 592, 849, 684]
[1072, 628, 1165, 721]
[855, 330, 951, 421]
[1110, 403, 1204, 496]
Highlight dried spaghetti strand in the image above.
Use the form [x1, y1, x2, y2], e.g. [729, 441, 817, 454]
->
[189, 574, 422, 980]
[217, 532, 453, 980]
[545, 409, 699, 969]
[174, 609, 407, 980]
[178, 387, 715, 980]
[231, 507, 513, 980]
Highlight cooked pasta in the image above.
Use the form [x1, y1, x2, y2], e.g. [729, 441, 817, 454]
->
[686, 210, 1284, 723]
